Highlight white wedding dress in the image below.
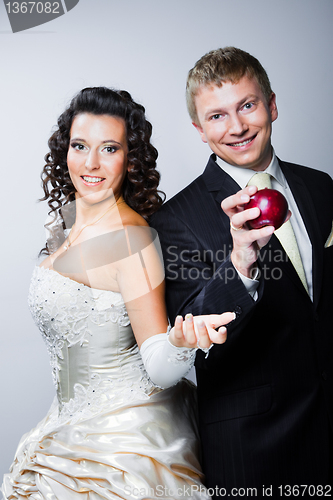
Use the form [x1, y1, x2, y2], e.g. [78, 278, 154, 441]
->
[2, 266, 209, 499]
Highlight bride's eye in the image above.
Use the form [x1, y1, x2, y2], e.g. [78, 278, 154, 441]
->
[103, 145, 118, 154]
[71, 142, 86, 151]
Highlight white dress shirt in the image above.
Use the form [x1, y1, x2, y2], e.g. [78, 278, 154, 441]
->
[215, 150, 313, 300]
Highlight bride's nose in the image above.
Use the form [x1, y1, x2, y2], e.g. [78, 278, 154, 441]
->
[85, 149, 100, 170]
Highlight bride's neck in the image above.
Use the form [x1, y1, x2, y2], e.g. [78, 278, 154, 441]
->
[74, 195, 122, 228]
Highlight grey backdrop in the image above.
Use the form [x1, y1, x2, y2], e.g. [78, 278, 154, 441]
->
[1, 0, 332, 478]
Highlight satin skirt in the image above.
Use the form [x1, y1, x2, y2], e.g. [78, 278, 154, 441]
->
[2, 380, 210, 499]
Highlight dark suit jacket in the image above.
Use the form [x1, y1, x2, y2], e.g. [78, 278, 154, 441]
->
[150, 155, 333, 493]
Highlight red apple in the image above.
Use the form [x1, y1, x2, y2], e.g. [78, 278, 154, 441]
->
[247, 188, 288, 230]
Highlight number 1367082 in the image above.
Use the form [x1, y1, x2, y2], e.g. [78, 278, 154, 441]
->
[5, 2, 60, 14]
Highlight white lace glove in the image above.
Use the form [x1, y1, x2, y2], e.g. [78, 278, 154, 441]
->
[140, 332, 196, 389]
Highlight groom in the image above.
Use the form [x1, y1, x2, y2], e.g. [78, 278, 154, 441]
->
[151, 47, 333, 495]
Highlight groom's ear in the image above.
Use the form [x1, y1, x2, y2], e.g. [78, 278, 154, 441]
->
[192, 122, 207, 143]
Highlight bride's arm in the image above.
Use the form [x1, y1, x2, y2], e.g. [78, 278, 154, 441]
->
[115, 225, 234, 387]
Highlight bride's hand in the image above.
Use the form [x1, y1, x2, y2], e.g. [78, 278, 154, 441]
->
[169, 312, 236, 349]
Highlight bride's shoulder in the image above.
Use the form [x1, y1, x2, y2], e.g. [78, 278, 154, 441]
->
[111, 204, 160, 259]
[39, 255, 52, 269]
[38, 248, 62, 270]
[119, 203, 150, 229]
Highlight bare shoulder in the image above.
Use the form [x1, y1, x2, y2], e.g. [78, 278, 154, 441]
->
[119, 203, 150, 228]
[39, 244, 66, 270]
[115, 204, 165, 304]
[39, 254, 52, 269]
[113, 204, 161, 261]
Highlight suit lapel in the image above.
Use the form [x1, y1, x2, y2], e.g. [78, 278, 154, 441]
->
[202, 155, 241, 204]
[201, 155, 241, 251]
[279, 160, 323, 308]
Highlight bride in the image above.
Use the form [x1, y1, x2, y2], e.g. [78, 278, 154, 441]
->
[2, 87, 234, 500]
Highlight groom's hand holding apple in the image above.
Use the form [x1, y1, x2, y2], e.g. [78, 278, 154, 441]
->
[222, 185, 290, 279]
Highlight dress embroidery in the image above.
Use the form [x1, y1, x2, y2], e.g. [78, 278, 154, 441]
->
[56, 366, 154, 426]
[28, 266, 156, 423]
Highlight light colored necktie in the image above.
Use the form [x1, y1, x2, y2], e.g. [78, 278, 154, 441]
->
[247, 173, 309, 293]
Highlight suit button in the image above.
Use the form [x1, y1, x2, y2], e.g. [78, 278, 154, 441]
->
[321, 371, 328, 380]
[234, 305, 242, 316]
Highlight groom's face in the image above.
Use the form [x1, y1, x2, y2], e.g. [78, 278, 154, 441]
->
[193, 75, 278, 172]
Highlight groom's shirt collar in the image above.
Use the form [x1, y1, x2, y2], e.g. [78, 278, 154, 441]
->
[214, 150, 286, 189]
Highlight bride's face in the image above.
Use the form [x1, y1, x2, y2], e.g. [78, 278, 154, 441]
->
[67, 113, 129, 205]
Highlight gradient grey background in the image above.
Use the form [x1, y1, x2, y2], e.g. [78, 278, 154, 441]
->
[0, 0, 332, 478]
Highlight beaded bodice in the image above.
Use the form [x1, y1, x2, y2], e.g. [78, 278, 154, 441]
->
[28, 266, 157, 423]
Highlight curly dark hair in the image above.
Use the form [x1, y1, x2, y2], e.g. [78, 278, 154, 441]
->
[40, 87, 164, 254]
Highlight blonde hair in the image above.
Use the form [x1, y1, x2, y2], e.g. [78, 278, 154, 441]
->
[186, 47, 273, 125]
